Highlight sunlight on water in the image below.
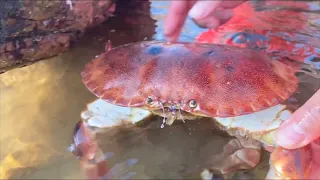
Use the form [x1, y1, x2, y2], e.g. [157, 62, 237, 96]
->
[0, 0, 319, 179]
[0, 56, 89, 179]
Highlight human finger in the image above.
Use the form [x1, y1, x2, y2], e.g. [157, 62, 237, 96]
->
[276, 90, 320, 149]
[191, 8, 233, 29]
[164, 1, 192, 42]
[188, 1, 221, 20]
[188, 0, 245, 20]
[219, 0, 246, 8]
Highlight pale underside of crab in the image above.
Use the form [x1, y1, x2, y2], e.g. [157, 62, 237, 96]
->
[81, 98, 293, 178]
[79, 41, 313, 179]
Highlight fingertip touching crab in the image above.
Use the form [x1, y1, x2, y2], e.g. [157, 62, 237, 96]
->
[72, 40, 319, 179]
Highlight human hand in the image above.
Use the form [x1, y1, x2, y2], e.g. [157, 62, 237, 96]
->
[276, 89, 320, 149]
[164, 0, 246, 42]
[274, 89, 320, 179]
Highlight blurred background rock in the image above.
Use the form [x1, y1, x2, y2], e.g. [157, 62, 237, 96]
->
[0, 0, 116, 73]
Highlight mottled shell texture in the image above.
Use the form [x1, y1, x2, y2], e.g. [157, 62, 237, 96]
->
[81, 41, 298, 117]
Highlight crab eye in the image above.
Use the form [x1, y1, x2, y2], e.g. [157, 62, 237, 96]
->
[188, 99, 197, 108]
[146, 97, 153, 105]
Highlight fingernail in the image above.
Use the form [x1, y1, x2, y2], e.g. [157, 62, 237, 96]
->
[276, 123, 305, 149]
[189, 3, 206, 19]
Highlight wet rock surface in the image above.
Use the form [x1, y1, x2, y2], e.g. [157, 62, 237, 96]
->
[0, 0, 116, 73]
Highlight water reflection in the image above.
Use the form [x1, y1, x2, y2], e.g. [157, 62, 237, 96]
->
[196, 1, 320, 69]
[0, 0, 319, 179]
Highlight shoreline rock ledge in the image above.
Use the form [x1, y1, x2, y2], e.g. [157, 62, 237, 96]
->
[0, 0, 116, 73]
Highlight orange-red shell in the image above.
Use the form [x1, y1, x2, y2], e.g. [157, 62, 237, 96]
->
[81, 41, 298, 117]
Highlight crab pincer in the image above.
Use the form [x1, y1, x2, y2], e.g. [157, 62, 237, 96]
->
[69, 121, 139, 180]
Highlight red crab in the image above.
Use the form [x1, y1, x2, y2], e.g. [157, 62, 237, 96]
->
[80, 41, 318, 179]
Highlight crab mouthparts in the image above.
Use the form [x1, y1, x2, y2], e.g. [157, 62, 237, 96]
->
[159, 105, 185, 127]
[168, 105, 179, 114]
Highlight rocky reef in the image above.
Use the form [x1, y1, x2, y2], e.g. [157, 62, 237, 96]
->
[0, 0, 116, 73]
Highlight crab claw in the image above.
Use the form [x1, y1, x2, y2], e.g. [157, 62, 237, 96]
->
[267, 137, 320, 179]
[69, 121, 111, 179]
[69, 121, 140, 180]
[70, 121, 98, 160]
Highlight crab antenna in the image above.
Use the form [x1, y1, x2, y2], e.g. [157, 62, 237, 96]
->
[178, 108, 185, 123]
[105, 40, 112, 51]
[159, 102, 166, 128]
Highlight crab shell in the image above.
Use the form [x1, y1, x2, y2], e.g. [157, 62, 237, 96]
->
[81, 41, 299, 145]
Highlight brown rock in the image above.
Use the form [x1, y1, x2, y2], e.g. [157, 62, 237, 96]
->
[0, 0, 116, 73]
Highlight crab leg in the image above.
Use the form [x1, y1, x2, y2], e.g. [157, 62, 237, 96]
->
[105, 40, 113, 52]
[202, 136, 261, 176]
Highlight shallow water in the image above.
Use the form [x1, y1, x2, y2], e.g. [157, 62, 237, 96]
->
[0, 1, 319, 179]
